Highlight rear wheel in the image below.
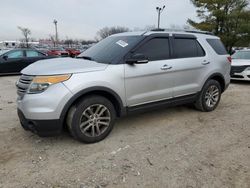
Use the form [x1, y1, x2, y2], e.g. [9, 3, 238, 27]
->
[195, 79, 222, 112]
[67, 95, 116, 143]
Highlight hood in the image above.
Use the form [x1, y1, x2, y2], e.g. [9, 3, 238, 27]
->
[231, 59, 250, 66]
[21, 58, 108, 75]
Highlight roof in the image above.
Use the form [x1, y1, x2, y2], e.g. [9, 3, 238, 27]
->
[112, 29, 219, 39]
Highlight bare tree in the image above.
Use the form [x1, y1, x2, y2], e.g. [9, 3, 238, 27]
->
[64, 39, 74, 48]
[18, 26, 31, 48]
[81, 40, 97, 45]
[97, 26, 129, 40]
[133, 25, 156, 31]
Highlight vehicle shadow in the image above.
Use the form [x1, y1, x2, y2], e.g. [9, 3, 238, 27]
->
[18, 105, 194, 147]
[0, 74, 21, 77]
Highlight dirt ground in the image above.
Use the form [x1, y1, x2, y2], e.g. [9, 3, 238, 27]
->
[0, 76, 249, 188]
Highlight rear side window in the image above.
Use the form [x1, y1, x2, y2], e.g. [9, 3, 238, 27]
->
[26, 50, 44, 57]
[135, 38, 170, 61]
[206, 39, 228, 55]
[173, 38, 205, 58]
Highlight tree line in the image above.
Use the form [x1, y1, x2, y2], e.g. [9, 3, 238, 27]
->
[189, 0, 250, 53]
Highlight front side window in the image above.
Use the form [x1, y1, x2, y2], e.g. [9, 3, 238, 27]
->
[173, 38, 205, 58]
[7, 51, 24, 58]
[134, 38, 170, 61]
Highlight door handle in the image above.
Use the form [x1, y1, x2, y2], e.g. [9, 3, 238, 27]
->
[202, 61, 210, 65]
[161, 64, 172, 70]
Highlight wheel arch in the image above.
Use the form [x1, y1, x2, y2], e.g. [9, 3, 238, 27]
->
[206, 73, 226, 92]
[60, 87, 126, 124]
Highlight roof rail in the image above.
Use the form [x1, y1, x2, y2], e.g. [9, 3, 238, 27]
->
[185, 30, 214, 35]
[149, 28, 214, 36]
[150, 28, 165, 32]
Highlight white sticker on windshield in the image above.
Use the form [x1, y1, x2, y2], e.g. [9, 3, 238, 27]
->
[116, 40, 128, 48]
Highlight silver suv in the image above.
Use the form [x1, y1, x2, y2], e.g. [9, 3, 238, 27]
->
[16, 30, 231, 143]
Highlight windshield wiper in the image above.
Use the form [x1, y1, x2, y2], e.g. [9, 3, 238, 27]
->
[77, 56, 94, 61]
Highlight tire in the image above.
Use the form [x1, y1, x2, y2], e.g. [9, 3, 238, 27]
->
[67, 95, 116, 143]
[195, 79, 222, 112]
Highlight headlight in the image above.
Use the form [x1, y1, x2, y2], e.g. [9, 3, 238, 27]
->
[245, 67, 250, 71]
[28, 74, 71, 94]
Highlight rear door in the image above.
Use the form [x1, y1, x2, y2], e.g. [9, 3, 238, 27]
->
[170, 34, 209, 97]
[0, 50, 25, 74]
[23, 50, 48, 68]
[125, 36, 175, 106]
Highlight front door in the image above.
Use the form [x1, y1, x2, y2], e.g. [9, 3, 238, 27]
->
[0, 50, 25, 74]
[125, 37, 174, 107]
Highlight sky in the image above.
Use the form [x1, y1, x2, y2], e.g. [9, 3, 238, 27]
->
[0, 0, 198, 41]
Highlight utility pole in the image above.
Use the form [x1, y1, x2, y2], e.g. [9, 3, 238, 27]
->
[156, 5, 166, 29]
[53, 19, 58, 47]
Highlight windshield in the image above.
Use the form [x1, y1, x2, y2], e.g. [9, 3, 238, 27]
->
[78, 35, 143, 64]
[0, 50, 9, 56]
[232, 51, 250, 60]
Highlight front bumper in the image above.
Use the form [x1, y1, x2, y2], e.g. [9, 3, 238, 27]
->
[17, 82, 73, 120]
[18, 110, 62, 137]
[231, 70, 250, 81]
[16, 82, 73, 137]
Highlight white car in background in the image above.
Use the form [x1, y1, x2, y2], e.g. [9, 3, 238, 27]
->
[231, 50, 250, 81]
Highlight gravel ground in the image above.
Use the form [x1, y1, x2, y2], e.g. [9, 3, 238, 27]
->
[0, 76, 250, 188]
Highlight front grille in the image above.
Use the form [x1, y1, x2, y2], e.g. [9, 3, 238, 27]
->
[61, 53, 69, 57]
[231, 75, 244, 78]
[230, 66, 248, 75]
[16, 75, 34, 99]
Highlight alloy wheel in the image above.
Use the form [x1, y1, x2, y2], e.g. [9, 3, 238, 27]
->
[205, 85, 220, 108]
[79, 104, 111, 137]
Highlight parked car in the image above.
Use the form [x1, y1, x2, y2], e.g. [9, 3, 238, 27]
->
[16, 30, 231, 143]
[34, 47, 50, 55]
[78, 46, 90, 53]
[0, 48, 55, 75]
[230, 49, 250, 81]
[47, 47, 69, 57]
[65, 48, 81, 57]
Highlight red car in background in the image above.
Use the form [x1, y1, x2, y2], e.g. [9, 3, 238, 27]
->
[47, 48, 69, 57]
[65, 48, 81, 57]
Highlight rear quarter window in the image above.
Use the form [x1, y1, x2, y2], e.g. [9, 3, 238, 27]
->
[206, 39, 228, 55]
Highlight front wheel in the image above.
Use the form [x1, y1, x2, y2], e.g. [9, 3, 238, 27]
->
[195, 79, 222, 112]
[67, 95, 116, 143]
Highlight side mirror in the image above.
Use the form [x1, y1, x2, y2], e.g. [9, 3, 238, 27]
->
[3, 55, 8, 60]
[126, 53, 149, 64]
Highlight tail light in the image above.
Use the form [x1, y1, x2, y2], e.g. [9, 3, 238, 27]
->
[227, 56, 232, 63]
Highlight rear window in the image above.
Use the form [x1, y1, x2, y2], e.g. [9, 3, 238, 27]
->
[173, 38, 205, 58]
[206, 39, 228, 55]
